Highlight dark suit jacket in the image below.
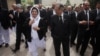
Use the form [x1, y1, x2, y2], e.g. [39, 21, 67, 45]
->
[0, 8, 10, 29]
[40, 9, 47, 20]
[9, 10, 16, 26]
[15, 11, 26, 29]
[46, 9, 53, 25]
[50, 14, 71, 38]
[91, 9, 98, 20]
[90, 9, 98, 35]
[77, 10, 94, 30]
[24, 11, 30, 19]
[95, 12, 100, 31]
[71, 11, 78, 27]
[37, 18, 48, 40]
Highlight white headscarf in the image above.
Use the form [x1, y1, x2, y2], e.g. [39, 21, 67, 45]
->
[30, 6, 41, 39]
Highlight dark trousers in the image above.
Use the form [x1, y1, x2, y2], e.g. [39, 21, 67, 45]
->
[90, 31, 96, 49]
[76, 29, 91, 55]
[71, 26, 78, 44]
[53, 36, 70, 56]
[92, 32, 100, 56]
[15, 27, 29, 50]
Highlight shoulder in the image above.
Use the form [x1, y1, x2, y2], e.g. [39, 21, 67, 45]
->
[78, 11, 84, 15]
[64, 13, 70, 18]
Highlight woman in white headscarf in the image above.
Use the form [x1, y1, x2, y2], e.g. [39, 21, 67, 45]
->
[28, 6, 47, 56]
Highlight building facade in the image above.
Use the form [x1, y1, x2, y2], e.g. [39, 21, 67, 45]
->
[42, 0, 83, 7]
[0, 0, 83, 10]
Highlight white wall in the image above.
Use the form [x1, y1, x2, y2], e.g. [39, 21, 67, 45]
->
[7, 0, 16, 10]
[70, 0, 83, 6]
[42, 0, 83, 7]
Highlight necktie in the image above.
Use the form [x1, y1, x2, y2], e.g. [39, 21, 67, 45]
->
[59, 16, 63, 23]
[86, 10, 89, 30]
[18, 12, 19, 18]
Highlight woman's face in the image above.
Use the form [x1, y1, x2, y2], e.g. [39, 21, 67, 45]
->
[31, 9, 38, 18]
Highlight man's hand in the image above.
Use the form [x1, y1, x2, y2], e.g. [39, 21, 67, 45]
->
[79, 20, 87, 25]
[33, 26, 40, 31]
[9, 14, 14, 19]
[13, 20, 16, 23]
[29, 19, 34, 26]
[89, 21, 94, 25]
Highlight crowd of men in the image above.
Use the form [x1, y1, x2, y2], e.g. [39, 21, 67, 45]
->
[0, 1, 100, 56]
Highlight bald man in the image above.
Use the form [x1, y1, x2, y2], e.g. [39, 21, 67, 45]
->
[76, 1, 94, 56]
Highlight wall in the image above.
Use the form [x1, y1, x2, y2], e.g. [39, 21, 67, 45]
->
[42, 0, 83, 7]
[7, 0, 16, 10]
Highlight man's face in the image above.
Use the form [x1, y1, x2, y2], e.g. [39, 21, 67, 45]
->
[55, 7, 63, 16]
[75, 7, 80, 12]
[17, 8, 23, 13]
[83, 3, 90, 10]
[67, 6, 72, 11]
[96, 3, 100, 9]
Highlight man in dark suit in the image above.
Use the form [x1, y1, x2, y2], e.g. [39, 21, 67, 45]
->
[46, 3, 57, 26]
[9, 4, 17, 28]
[92, 11, 100, 56]
[50, 4, 71, 56]
[70, 6, 79, 47]
[0, 4, 10, 48]
[64, 5, 73, 16]
[90, 2, 100, 49]
[38, 4, 47, 20]
[12, 4, 29, 52]
[76, 1, 94, 56]
[91, 2, 100, 56]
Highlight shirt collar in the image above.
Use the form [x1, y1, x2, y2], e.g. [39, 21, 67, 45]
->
[84, 10, 89, 14]
[53, 10, 56, 15]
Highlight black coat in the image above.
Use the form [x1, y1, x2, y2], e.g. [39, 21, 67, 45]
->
[50, 14, 71, 38]
[26, 18, 47, 40]
[46, 9, 53, 25]
[91, 9, 98, 20]
[37, 18, 48, 40]
[0, 8, 10, 29]
[40, 9, 47, 20]
[9, 10, 16, 26]
[77, 10, 94, 30]
[95, 12, 100, 31]
[14, 11, 26, 29]
[70, 11, 78, 28]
